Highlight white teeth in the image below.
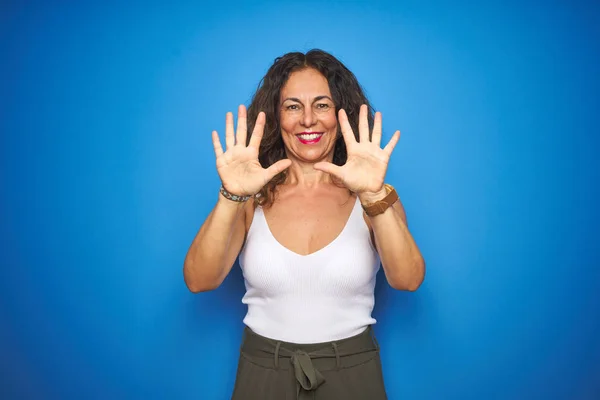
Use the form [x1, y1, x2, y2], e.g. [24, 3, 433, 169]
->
[298, 133, 322, 140]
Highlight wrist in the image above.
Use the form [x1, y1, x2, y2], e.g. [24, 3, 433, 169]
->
[359, 184, 399, 217]
[358, 186, 388, 204]
[216, 193, 249, 216]
[217, 192, 247, 205]
[219, 185, 251, 202]
[217, 186, 253, 213]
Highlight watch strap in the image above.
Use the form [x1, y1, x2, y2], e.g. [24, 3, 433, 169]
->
[361, 184, 398, 217]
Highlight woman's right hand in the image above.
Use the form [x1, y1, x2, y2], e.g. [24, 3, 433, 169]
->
[212, 105, 292, 197]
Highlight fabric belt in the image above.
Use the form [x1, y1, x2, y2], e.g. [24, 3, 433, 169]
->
[240, 327, 379, 400]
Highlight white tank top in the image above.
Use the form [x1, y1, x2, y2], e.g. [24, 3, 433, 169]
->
[239, 197, 380, 343]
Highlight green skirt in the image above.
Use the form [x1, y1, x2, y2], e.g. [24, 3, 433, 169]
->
[231, 326, 388, 400]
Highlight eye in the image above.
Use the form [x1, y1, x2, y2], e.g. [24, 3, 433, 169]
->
[316, 103, 330, 110]
[286, 104, 300, 110]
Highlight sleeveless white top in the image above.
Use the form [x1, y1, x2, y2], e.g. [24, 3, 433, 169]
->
[239, 197, 380, 343]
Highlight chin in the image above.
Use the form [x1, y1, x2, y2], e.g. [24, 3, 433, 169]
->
[295, 148, 331, 162]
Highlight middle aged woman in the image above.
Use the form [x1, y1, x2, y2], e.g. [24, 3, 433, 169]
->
[184, 49, 425, 399]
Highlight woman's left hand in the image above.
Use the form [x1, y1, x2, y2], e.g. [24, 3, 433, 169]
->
[313, 104, 400, 202]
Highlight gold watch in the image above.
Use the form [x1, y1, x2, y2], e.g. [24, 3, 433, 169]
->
[361, 184, 398, 217]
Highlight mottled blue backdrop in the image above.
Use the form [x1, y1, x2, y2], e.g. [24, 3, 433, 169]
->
[1, 1, 599, 399]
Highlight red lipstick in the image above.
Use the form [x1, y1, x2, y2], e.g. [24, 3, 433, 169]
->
[296, 132, 324, 144]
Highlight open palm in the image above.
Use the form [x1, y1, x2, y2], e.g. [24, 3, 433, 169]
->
[314, 105, 400, 194]
[212, 105, 291, 196]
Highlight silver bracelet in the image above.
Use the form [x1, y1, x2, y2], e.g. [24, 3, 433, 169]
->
[219, 185, 250, 202]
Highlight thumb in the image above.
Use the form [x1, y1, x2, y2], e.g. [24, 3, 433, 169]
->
[264, 159, 292, 180]
[313, 162, 344, 180]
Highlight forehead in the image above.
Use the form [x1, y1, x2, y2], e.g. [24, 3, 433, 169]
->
[280, 68, 331, 99]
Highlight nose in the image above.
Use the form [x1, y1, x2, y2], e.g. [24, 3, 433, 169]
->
[301, 108, 317, 128]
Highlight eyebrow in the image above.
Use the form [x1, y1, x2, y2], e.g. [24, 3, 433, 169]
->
[282, 95, 333, 103]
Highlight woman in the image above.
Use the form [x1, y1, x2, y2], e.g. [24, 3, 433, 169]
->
[184, 49, 425, 399]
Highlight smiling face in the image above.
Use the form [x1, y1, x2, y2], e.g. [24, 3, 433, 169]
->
[279, 68, 339, 164]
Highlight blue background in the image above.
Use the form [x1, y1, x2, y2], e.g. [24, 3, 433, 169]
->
[2, 1, 599, 399]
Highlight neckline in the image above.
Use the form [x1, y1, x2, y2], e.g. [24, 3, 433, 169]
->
[258, 196, 360, 258]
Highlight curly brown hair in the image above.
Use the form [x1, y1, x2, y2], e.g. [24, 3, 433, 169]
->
[247, 49, 375, 207]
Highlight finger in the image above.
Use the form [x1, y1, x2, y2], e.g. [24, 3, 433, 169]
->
[264, 158, 292, 180]
[383, 130, 401, 156]
[248, 111, 266, 149]
[358, 104, 369, 143]
[338, 109, 357, 148]
[372, 111, 382, 147]
[236, 104, 247, 147]
[212, 130, 224, 157]
[225, 111, 235, 150]
[313, 161, 345, 181]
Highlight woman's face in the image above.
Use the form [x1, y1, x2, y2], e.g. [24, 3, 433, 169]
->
[278, 68, 338, 164]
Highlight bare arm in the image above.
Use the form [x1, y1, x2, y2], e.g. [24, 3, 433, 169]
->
[183, 197, 249, 292]
[361, 191, 425, 291]
[183, 105, 290, 292]
[313, 105, 425, 291]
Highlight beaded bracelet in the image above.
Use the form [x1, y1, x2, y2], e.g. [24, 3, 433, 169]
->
[219, 185, 251, 202]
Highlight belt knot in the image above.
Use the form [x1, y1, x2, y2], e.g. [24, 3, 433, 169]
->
[290, 350, 325, 399]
